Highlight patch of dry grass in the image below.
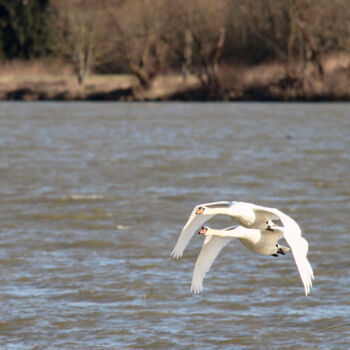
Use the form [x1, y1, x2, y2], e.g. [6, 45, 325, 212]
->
[0, 55, 349, 101]
[0, 58, 73, 82]
[0, 59, 139, 100]
[219, 53, 350, 101]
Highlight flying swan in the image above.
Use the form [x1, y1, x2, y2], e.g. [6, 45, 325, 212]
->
[171, 201, 314, 295]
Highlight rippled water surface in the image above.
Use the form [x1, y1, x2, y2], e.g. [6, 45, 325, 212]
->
[0, 102, 349, 349]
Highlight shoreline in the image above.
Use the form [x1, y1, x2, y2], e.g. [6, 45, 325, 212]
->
[1, 57, 349, 102]
[1, 81, 349, 102]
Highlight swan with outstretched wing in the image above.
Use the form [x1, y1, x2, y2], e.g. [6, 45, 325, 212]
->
[171, 201, 314, 295]
[191, 223, 313, 295]
[172, 201, 286, 258]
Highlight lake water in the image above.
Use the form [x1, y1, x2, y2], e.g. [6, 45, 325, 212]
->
[0, 102, 349, 349]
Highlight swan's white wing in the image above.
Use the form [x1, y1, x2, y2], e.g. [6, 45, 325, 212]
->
[171, 208, 214, 259]
[275, 211, 314, 295]
[171, 201, 230, 259]
[251, 204, 280, 221]
[191, 235, 234, 293]
[253, 204, 314, 295]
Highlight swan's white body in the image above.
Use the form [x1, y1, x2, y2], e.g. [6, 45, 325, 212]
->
[171, 201, 314, 295]
[172, 201, 297, 258]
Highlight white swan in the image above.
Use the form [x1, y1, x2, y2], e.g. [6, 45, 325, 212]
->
[171, 201, 314, 295]
[191, 225, 314, 295]
[172, 201, 297, 258]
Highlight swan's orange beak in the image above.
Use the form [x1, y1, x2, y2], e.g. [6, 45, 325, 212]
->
[196, 207, 205, 215]
[199, 227, 207, 235]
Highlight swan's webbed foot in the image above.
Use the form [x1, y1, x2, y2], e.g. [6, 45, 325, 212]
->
[277, 248, 286, 255]
[271, 254, 278, 257]
[275, 244, 288, 255]
[265, 221, 274, 232]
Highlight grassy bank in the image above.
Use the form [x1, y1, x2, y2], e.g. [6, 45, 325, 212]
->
[0, 56, 349, 101]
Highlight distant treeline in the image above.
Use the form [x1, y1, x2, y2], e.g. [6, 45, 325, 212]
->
[1, 0, 349, 89]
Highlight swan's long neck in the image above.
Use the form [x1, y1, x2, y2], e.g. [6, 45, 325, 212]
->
[206, 228, 236, 238]
[230, 205, 256, 227]
[204, 207, 232, 216]
[204, 205, 256, 227]
[207, 227, 253, 239]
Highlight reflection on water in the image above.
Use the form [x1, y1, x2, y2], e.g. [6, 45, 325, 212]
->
[0, 102, 350, 349]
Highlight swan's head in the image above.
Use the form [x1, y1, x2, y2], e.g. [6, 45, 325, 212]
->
[196, 207, 205, 215]
[198, 226, 208, 235]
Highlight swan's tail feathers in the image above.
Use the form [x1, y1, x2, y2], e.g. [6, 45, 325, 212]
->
[278, 245, 290, 254]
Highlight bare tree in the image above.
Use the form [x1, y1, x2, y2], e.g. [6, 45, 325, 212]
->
[107, 0, 168, 89]
[320, 0, 350, 57]
[164, 0, 228, 91]
[242, 0, 327, 81]
[51, 0, 107, 84]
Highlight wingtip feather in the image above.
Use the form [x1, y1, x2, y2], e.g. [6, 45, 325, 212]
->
[171, 248, 183, 259]
[190, 280, 203, 294]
